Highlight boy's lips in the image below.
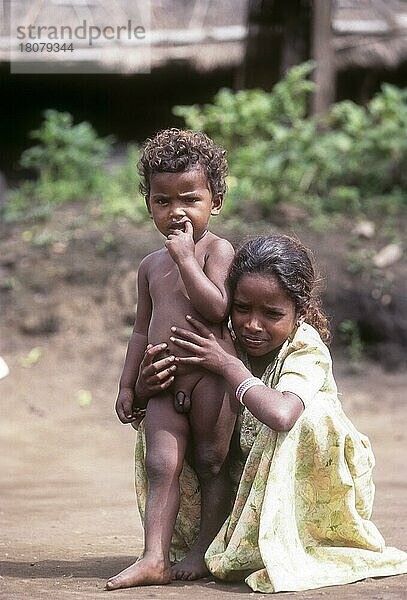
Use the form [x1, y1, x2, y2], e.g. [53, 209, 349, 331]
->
[169, 223, 185, 230]
[168, 219, 189, 232]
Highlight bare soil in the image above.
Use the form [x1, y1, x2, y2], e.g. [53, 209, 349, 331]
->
[1, 207, 406, 599]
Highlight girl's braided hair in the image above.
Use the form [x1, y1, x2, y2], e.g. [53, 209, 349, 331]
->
[228, 234, 331, 344]
[139, 128, 228, 200]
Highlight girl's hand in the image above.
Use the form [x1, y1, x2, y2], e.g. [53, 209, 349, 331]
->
[170, 315, 235, 375]
[117, 343, 176, 429]
[165, 220, 195, 264]
[135, 343, 177, 401]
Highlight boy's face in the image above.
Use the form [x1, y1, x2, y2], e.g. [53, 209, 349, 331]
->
[147, 168, 222, 241]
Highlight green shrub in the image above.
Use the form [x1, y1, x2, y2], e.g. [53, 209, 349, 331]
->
[174, 63, 407, 221]
[4, 110, 144, 223]
[338, 319, 364, 367]
[99, 144, 146, 223]
[6, 70, 406, 225]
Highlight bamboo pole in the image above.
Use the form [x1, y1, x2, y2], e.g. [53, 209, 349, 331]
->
[311, 0, 335, 115]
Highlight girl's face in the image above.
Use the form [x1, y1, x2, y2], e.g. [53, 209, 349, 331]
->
[231, 273, 298, 359]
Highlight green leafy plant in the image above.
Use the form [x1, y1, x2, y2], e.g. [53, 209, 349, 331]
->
[99, 144, 145, 223]
[174, 63, 407, 222]
[5, 110, 113, 220]
[338, 320, 364, 366]
[4, 110, 145, 223]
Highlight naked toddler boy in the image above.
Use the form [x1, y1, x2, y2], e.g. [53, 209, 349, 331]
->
[108, 129, 237, 589]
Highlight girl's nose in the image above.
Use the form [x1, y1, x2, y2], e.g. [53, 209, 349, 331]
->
[244, 316, 263, 333]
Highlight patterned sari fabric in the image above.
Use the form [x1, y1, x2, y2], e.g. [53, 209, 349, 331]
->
[135, 323, 407, 592]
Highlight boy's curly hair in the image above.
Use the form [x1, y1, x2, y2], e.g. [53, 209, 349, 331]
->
[139, 128, 228, 200]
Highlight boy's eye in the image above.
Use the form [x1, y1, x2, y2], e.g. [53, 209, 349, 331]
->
[184, 197, 198, 204]
[155, 198, 168, 205]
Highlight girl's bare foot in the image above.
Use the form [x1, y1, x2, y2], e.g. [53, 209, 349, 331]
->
[171, 551, 209, 581]
[106, 556, 171, 590]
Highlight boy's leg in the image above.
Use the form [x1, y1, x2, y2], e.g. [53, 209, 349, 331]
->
[172, 375, 237, 580]
[106, 394, 189, 589]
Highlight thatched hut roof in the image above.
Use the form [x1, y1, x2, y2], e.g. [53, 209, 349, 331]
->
[1, 1, 406, 73]
[333, 0, 407, 69]
[2, 0, 248, 73]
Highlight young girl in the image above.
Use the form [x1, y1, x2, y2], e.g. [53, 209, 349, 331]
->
[168, 234, 407, 593]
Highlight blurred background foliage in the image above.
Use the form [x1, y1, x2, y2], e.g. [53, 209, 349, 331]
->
[3, 62, 407, 226]
[4, 110, 145, 223]
[175, 62, 407, 224]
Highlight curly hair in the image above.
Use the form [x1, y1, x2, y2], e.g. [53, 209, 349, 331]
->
[138, 128, 228, 200]
[228, 234, 331, 344]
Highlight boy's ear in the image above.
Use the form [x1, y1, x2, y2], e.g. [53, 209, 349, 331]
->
[145, 197, 152, 216]
[211, 193, 223, 215]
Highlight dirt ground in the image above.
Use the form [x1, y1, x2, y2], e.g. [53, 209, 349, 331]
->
[1, 342, 407, 600]
[1, 211, 406, 599]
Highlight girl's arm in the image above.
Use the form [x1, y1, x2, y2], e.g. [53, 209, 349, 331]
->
[166, 221, 234, 322]
[115, 258, 152, 423]
[171, 316, 304, 432]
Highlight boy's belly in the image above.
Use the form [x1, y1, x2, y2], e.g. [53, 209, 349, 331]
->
[148, 294, 221, 375]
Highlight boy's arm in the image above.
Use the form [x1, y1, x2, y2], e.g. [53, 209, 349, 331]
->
[166, 222, 234, 322]
[115, 258, 152, 423]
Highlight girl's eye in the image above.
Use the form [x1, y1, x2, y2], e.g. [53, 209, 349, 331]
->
[233, 303, 249, 313]
[184, 197, 197, 204]
[265, 310, 284, 320]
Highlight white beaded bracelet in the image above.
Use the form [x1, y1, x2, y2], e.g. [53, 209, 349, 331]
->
[235, 376, 266, 405]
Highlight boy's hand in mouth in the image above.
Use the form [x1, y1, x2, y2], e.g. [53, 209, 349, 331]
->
[165, 220, 195, 263]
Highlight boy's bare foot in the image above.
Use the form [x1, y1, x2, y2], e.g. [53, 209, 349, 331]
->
[171, 551, 209, 581]
[106, 556, 171, 590]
